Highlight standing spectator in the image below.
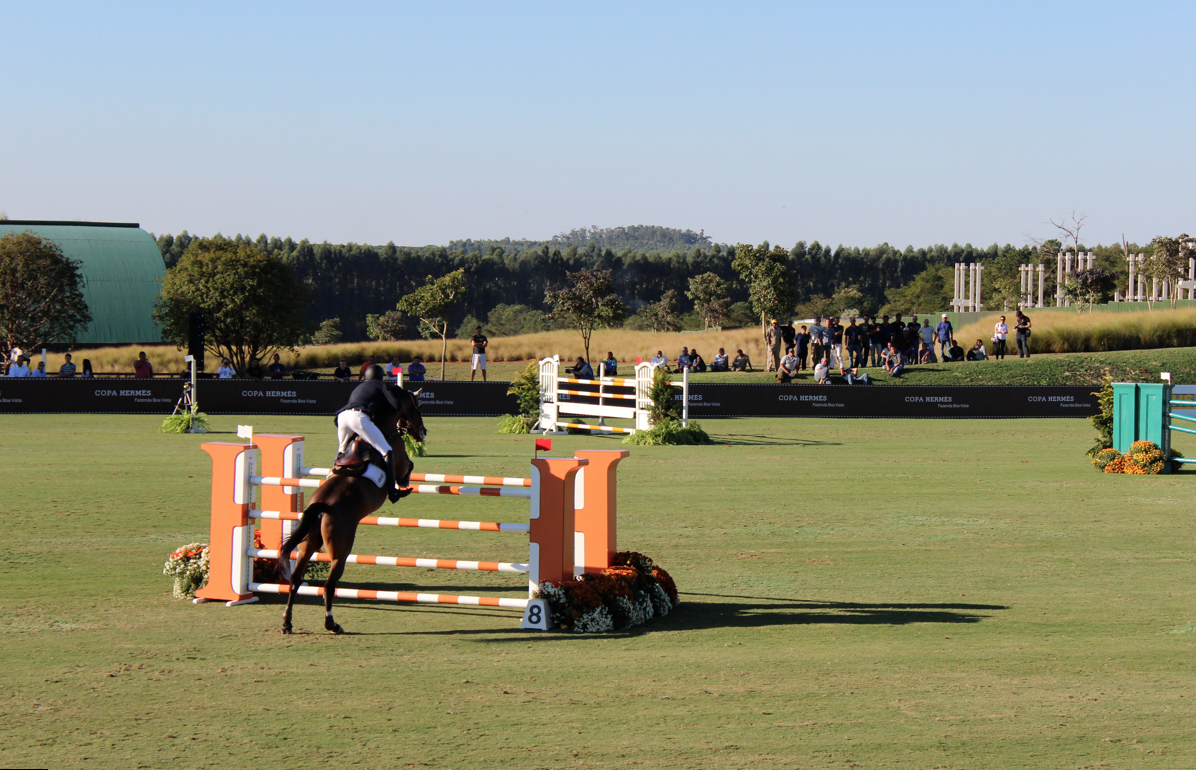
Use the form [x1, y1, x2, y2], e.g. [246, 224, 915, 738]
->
[830, 318, 845, 368]
[80, 358, 94, 378]
[889, 314, 905, 348]
[902, 328, 919, 364]
[59, 353, 77, 377]
[1015, 311, 1032, 358]
[600, 352, 618, 377]
[217, 358, 236, 378]
[781, 320, 796, 353]
[358, 355, 377, 379]
[8, 345, 23, 375]
[332, 359, 352, 381]
[844, 317, 863, 368]
[689, 350, 707, 373]
[731, 349, 753, 372]
[568, 356, 594, 379]
[777, 347, 799, 383]
[470, 326, 488, 382]
[765, 319, 783, 372]
[993, 316, 1009, 360]
[809, 317, 826, 368]
[246, 357, 264, 380]
[813, 357, 830, 384]
[7, 356, 30, 377]
[710, 348, 729, 372]
[936, 314, 954, 360]
[967, 340, 988, 361]
[919, 319, 936, 352]
[649, 350, 668, 370]
[133, 351, 153, 378]
[867, 317, 886, 368]
[407, 358, 427, 382]
[794, 325, 811, 371]
[676, 346, 692, 371]
[268, 353, 286, 379]
[31, 361, 47, 377]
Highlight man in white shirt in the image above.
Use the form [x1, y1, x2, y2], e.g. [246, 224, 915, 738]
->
[814, 357, 830, 384]
[649, 351, 668, 370]
[7, 356, 30, 377]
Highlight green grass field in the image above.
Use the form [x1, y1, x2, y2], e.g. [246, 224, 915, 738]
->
[3, 414, 1196, 769]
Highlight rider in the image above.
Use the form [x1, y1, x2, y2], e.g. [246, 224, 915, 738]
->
[335, 364, 405, 503]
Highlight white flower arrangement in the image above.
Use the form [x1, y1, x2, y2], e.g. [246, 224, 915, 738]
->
[163, 543, 209, 599]
[648, 583, 673, 616]
[572, 605, 614, 634]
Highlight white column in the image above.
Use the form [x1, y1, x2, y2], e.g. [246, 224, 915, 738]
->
[976, 263, 983, 311]
[1037, 264, 1045, 308]
[1056, 253, 1064, 306]
[1127, 253, 1135, 301]
[1189, 257, 1195, 300]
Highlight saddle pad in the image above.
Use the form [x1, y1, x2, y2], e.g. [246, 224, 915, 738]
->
[362, 464, 386, 488]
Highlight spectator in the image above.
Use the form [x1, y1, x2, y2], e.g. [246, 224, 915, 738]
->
[59, 353, 76, 377]
[840, 365, 870, 385]
[781, 321, 796, 352]
[901, 328, 918, 364]
[919, 319, 936, 352]
[1015, 310, 1032, 358]
[731, 349, 753, 372]
[649, 350, 668, 370]
[676, 346, 691, 371]
[217, 358, 236, 378]
[7, 356, 30, 377]
[689, 350, 707, 373]
[777, 347, 799, 383]
[8, 345, 23, 374]
[358, 355, 377, 379]
[246, 357, 264, 380]
[809, 317, 826, 368]
[470, 326, 488, 382]
[568, 356, 594, 379]
[936, 314, 954, 360]
[133, 351, 153, 378]
[332, 359, 352, 382]
[966, 340, 987, 361]
[31, 361, 47, 378]
[710, 348, 729, 372]
[765, 319, 783, 372]
[794, 325, 811, 371]
[946, 340, 965, 362]
[993, 315, 1009, 360]
[882, 343, 904, 376]
[407, 358, 426, 382]
[80, 358, 94, 378]
[844, 317, 863, 368]
[813, 357, 830, 384]
[268, 353, 286, 379]
[919, 343, 938, 364]
[830, 318, 845, 368]
[601, 352, 618, 378]
[867, 317, 885, 368]
[889, 314, 905, 347]
[388, 355, 403, 381]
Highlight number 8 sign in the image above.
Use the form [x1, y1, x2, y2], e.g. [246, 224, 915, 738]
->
[520, 599, 550, 630]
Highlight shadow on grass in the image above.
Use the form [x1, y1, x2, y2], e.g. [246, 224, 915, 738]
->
[713, 434, 843, 447]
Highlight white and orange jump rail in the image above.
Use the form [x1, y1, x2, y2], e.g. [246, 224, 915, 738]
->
[195, 433, 627, 626]
[536, 355, 688, 435]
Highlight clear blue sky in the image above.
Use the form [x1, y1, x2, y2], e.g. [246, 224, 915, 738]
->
[3, 1, 1193, 249]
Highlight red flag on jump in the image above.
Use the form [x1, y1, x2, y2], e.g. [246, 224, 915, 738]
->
[535, 438, 552, 453]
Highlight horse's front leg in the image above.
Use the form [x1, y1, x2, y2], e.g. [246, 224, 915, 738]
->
[281, 538, 318, 635]
[322, 555, 349, 634]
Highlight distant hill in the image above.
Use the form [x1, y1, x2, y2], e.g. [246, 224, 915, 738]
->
[449, 225, 715, 256]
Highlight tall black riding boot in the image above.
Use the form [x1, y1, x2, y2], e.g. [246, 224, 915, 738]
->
[383, 451, 401, 503]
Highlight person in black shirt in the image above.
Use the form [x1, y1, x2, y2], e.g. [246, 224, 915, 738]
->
[333, 359, 353, 382]
[794, 325, 811, 370]
[844, 317, 863, 368]
[781, 321, 796, 352]
[246, 357, 264, 380]
[336, 364, 405, 503]
[470, 327, 488, 382]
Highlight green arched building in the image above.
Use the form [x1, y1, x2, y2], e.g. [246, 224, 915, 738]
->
[0, 220, 165, 345]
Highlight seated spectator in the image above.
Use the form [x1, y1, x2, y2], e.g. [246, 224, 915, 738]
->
[217, 358, 236, 378]
[676, 346, 691, 371]
[31, 361, 47, 378]
[710, 348, 729, 372]
[388, 355, 403, 380]
[966, 340, 987, 361]
[689, 350, 707, 373]
[731, 349, 753, 372]
[80, 358, 94, 378]
[813, 357, 830, 384]
[59, 353, 77, 377]
[840, 366, 870, 385]
[601, 352, 618, 377]
[358, 355, 377, 379]
[777, 347, 799, 383]
[946, 341, 966, 362]
[246, 357, 264, 380]
[407, 358, 426, 382]
[568, 356, 594, 379]
[919, 343, 937, 364]
[332, 359, 352, 382]
[7, 356, 30, 377]
[882, 343, 905, 377]
[133, 351, 153, 378]
[649, 350, 668, 370]
[268, 354, 286, 379]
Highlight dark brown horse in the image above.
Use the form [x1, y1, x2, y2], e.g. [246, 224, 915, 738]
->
[278, 387, 426, 634]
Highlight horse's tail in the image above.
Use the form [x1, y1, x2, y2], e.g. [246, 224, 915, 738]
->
[279, 501, 329, 562]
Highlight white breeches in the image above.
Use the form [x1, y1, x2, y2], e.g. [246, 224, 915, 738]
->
[336, 410, 393, 457]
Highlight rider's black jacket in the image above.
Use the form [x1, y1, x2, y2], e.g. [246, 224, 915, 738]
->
[338, 379, 402, 424]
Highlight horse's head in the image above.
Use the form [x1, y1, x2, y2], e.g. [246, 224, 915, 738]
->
[400, 387, 427, 444]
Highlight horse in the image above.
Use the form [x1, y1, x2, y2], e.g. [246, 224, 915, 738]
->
[277, 387, 426, 635]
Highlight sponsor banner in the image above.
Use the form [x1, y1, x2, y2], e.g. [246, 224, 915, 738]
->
[0, 379, 519, 416]
[678, 383, 1099, 418]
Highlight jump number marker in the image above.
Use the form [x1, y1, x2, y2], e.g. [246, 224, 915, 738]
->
[521, 598, 549, 630]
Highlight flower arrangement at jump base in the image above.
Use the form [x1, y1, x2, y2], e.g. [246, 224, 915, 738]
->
[163, 543, 209, 599]
[1092, 440, 1177, 474]
[536, 551, 679, 633]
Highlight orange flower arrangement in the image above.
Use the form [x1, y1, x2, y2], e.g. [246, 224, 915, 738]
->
[537, 551, 680, 632]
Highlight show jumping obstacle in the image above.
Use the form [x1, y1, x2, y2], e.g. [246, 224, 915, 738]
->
[536, 355, 688, 435]
[194, 432, 627, 627]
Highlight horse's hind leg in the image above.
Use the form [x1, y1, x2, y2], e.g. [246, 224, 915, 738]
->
[322, 555, 350, 634]
[281, 537, 320, 635]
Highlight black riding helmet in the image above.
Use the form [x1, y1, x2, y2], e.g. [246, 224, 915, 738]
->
[363, 364, 387, 381]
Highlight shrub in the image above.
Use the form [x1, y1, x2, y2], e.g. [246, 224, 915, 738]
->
[1091, 447, 1121, 472]
[624, 418, 712, 446]
[496, 414, 531, 434]
[1086, 376, 1114, 457]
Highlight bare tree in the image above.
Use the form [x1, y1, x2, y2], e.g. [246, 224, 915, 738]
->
[1050, 210, 1088, 257]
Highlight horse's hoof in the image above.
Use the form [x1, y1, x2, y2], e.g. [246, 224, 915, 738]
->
[281, 626, 292, 635]
[331, 624, 344, 635]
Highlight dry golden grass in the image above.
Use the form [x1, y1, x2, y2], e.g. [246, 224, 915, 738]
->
[54, 328, 769, 375]
[955, 307, 1196, 354]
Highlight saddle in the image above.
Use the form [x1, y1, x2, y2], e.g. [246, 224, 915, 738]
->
[332, 436, 373, 476]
